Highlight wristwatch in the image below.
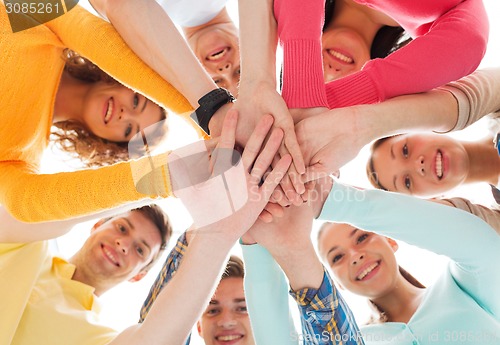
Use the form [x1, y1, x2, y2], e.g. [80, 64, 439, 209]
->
[191, 88, 235, 135]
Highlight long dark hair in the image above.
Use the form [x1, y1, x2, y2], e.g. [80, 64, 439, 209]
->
[323, 0, 411, 59]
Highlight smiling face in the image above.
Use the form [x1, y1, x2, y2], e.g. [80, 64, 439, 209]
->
[186, 23, 240, 97]
[72, 211, 162, 292]
[198, 277, 254, 345]
[370, 133, 470, 197]
[81, 82, 165, 143]
[322, 27, 371, 82]
[318, 223, 400, 299]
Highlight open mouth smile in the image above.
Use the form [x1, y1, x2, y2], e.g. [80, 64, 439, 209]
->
[101, 244, 120, 267]
[215, 334, 244, 344]
[435, 150, 443, 180]
[356, 261, 380, 281]
[104, 98, 115, 124]
[207, 47, 229, 62]
[326, 49, 354, 64]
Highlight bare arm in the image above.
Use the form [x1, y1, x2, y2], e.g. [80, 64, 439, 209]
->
[0, 201, 151, 243]
[298, 88, 459, 180]
[90, 0, 217, 107]
[109, 111, 291, 345]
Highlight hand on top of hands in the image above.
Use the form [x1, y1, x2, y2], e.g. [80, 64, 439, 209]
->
[296, 106, 368, 183]
[170, 109, 291, 240]
[210, 80, 307, 206]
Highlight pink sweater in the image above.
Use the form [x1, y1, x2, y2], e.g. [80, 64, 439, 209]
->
[274, 0, 488, 109]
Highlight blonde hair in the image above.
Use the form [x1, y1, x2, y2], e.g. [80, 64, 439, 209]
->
[52, 49, 168, 167]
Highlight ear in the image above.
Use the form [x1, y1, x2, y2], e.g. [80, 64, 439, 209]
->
[196, 320, 202, 336]
[386, 237, 399, 253]
[129, 270, 147, 283]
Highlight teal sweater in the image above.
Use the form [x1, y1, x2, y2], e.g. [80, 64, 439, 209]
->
[243, 183, 500, 344]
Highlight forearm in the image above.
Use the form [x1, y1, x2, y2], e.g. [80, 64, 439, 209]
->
[139, 232, 189, 322]
[438, 67, 500, 132]
[238, 0, 277, 86]
[274, 0, 327, 108]
[319, 183, 499, 266]
[92, 0, 217, 107]
[45, 5, 194, 115]
[272, 243, 324, 292]
[326, 0, 488, 108]
[443, 197, 500, 235]
[356, 88, 458, 142]
[0, 200, 150, 243]
[242, 244, 298, 345]
[0, 161, 150, 223]
[344, 67, 500, 143]
[111, 231, 235, 345]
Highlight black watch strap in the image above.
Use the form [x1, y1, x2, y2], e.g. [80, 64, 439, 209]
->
[191, 88, 235, 135]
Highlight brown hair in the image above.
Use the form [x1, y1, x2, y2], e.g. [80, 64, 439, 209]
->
[366, 135, 402, 191]
[367, 266, 425, 324]
[51, 49, 168, 168]
[132, 204, 173, 271]
[323, 0, 412, 60]
[317, 222, 425, 324]
[222, 255, 245, 279]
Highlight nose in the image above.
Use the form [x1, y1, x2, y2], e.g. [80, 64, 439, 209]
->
[352, 253, 365, 266]
[415, 155, 425, 176]
[115, 238, 130, 255]
[216, 311, 237, 329]
[118, 106, 136, 121]
[217, 62, 232, 73]
[323, 63, 353, 82]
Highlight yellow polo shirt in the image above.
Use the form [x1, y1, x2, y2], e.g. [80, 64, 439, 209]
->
[0, 241, 117, 345]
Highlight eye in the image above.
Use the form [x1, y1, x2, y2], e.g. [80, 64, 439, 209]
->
[356, 233, 369, 244]
[133, 93, 139, 109]
[136, 246, 144, 257]
[402, 144, 409, 158]
[124, 124, 132, 138]
[404, 176, 411, 190]
[213, 78, 222, 85]
[235, 68, 241, 76]
[332, 253, 343, 264]
[118, 224, 126, 234]
[206, 308, 220, 316]
[237, 306, 248, 313]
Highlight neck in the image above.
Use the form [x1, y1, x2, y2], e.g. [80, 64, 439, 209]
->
[182, 8, 233, 39]
[53, 71, 89, 124]
[463, 139, 500, 185]
[69, 255, 110, 297]
[370, 273, 425, 323]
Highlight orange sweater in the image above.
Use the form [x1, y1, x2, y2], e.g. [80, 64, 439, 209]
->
[0, 4, 203, 222]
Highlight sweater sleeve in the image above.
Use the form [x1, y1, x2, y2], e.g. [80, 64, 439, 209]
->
[241, 244, 298, 345]
[274, 0, 328, 108]
[0, 153, 172, 223]
[319, 183, 500, 319]
[44, 5, 208, 139]
[325, 0, 488, 108]
[437, 68, 500, 132]
[443, 197, 500, 235]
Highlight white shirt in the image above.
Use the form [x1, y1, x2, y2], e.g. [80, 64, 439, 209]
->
[157, 0, 227, 27]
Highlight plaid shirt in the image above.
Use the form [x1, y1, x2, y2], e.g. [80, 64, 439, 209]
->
[139, 232, 188, 322]
[290, 270, 364, 345]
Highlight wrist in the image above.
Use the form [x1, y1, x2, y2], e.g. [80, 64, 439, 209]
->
[208, 102, 233, 138]
[193, 88, 235, 135]
[238, 77, 276, 94]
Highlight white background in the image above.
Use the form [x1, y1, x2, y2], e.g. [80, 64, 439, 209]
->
[47, 0, 500, 343]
